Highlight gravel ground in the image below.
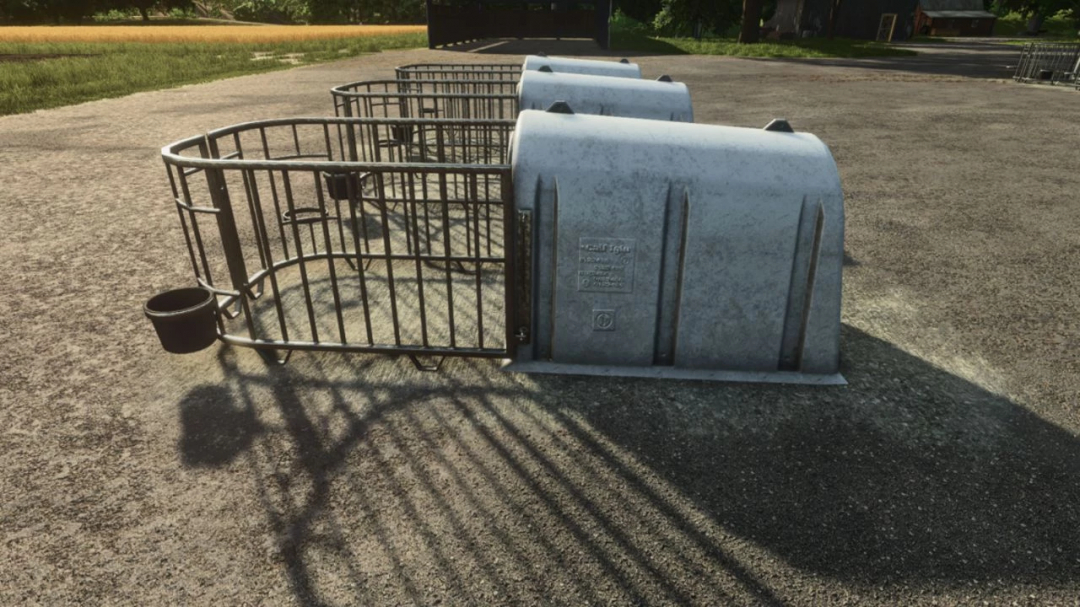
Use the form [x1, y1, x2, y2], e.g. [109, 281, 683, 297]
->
[2, 40, 1079, 606]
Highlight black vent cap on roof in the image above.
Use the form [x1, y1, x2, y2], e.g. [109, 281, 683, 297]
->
[764, 119, 795, 133]
[546, 101, 575, 114]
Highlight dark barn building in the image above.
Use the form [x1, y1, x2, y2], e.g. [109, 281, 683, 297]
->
[766, 0, 920, 41]
[915, 0, 996, 37]
[425, 1, 612, 49]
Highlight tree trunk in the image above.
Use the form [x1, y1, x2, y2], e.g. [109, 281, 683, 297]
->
[827, 0, 843, 40]
[1026, 11, 1044, 36]
[139, 7, 150, 21]
[739, 0, 764, 44]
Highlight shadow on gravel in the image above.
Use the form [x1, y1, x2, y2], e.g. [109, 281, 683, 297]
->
[175, 324, 1080, 604]
[541, 325, 1080, 585]
[765, 42, 1020, 80]
[179, 384, 262, 467]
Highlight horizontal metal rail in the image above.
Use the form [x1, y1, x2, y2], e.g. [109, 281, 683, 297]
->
[331, 80, 519, 121]
[396, 63, 523, 83]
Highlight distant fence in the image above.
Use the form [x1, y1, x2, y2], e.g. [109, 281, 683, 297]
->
[426, 0, 611, 50]
[1013, 42, 1080, 86]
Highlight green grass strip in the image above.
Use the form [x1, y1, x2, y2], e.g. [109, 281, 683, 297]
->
[0, 33, 426, 116]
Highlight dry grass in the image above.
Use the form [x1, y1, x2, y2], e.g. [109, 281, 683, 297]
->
[0, 24, 427, 44]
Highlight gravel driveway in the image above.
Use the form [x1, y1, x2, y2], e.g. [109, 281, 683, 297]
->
[2, 40, 1078, 606]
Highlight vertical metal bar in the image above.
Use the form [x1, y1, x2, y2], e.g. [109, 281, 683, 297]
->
[407, 170, 430, 347]
[235, 132, 269, 280]
[503, 170, 520, 355]
[282, 170, 321, 343]
[261, 127, 291, 260]
[314, 172, 348, 344]
[471, 172, 485, 349]
[438, 165, 458, 348]
[345, 173, 375, 345]
[177, 168, 214, 287]
[245, 169, 290, 343]
[204, 137, 258, 341]
[166, 165, 201, 280]
[420, 123, 434, 255]
[374, 171, 403, 346]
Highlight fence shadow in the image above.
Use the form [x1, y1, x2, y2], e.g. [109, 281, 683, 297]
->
[175, 324, 1080, 604]
[532, 325, 1080, 584]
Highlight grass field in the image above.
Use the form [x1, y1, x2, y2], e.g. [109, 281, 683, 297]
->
[0, 25, 426, 116]
[0, 24, 425, 43]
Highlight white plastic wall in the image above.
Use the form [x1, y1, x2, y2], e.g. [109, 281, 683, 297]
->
[522, 55, 642, 78]
[517, 71, 693, 122]
[508, 110, 845, 384]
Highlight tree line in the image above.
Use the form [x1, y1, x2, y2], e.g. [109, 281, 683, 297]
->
[625, 0, 1078, 42]
[3, 0, 1075, 37]
[0, 0, 425, 24]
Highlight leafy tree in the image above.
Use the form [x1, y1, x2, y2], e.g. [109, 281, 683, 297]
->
[102, 0, 193, 21]
[5, 0, 102, 23]
[996, 0, 1080, 33]
[653, 0, 741, 37]
[615, 0, 662, 23]
[231, 0, 307, 23]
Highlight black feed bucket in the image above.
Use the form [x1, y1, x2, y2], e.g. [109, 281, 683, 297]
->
[323, 172, 363, 201]
[144, 287, 218, 354]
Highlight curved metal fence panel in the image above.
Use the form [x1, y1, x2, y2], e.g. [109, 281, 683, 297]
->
[161, 117, 518, 363]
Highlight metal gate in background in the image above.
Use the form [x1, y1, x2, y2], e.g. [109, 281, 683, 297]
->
[426, 0, 612, 50]
[1013, 42, 1080, 86]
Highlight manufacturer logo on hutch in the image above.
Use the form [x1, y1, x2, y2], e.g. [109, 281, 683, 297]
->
[577, 237, 636, 293]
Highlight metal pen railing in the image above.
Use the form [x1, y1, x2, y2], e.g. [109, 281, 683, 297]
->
[1014, 42, 1080, 85]
[331, 79, 519, 122]
[161, 117, 518, 365]
[395, 62, 523, 83]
